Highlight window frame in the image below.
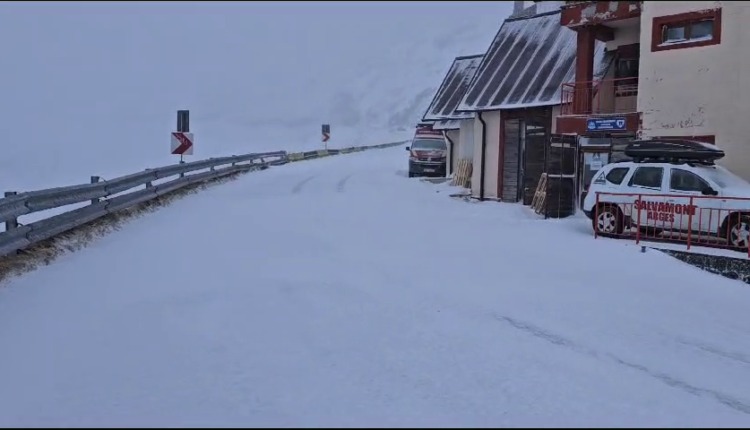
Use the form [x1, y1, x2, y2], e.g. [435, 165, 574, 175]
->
[651, 8, 722, 53]
[605, 167, 630, 185]
[669, 168, 712, 193]
[628, 166, 665, 190]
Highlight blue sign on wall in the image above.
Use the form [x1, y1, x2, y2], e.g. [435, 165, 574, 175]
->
[586, 117, 627, 132]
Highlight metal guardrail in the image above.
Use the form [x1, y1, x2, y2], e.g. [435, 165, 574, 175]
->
[0, 140, 407, 258]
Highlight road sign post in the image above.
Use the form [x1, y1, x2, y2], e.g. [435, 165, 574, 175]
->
[172, 110, 194, 163]
[322, 124, 331, 149]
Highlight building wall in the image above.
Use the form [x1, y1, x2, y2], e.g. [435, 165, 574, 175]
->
[638, 1, 750, 179]
[444, 129, 460, 175]
[471, 111, 501, 199]
[605, 22, 641, 51]
[458, 119, 474, 160]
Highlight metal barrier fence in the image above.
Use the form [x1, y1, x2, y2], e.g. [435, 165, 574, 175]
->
[592, 191, 750, 257]
[0, 140, 407, 258]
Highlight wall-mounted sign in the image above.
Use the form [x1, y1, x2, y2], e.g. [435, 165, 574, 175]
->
[586, 117, 627, 132]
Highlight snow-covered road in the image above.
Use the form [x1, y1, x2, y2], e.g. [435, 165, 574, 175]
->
[2, 146, 750, 427]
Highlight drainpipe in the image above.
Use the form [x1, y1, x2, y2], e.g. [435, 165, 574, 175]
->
[443, 130, 456, 176]
[478, 111, 487, 201]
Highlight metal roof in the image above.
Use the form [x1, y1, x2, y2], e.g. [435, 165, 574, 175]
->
[422, 54, 484, 122]
[432, 119, 464, 130]
[456, 9, 609, 112]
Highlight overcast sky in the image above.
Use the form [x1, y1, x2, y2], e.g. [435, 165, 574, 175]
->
[0, 1, 511, 187]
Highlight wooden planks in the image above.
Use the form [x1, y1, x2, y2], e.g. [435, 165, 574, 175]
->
[450, 159, 473, 188]
[531, 173, 547, 215]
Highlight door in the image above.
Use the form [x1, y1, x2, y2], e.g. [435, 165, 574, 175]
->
[666, 166, 712, 235]
[579, 151, 610, 209]
[522, 120, 547, 205]
[625, 165, 670, 231]
[544, 134, 578, 217]
[502, 119, 521, 202]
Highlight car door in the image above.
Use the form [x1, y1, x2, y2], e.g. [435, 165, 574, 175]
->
[667, 167, 716, 235]
[625, 165, 669, 230]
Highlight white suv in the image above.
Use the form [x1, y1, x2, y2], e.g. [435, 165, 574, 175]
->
[582, 160, 750, 249]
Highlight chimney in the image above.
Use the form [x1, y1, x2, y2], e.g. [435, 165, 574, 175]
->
[513, 0, 525, 15]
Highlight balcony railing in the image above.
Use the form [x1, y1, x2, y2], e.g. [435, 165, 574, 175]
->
[560, 77, 638, 116]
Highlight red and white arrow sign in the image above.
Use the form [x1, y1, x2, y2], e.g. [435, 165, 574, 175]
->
[171, 132, 194, 155]
[322, 132, 330, 143]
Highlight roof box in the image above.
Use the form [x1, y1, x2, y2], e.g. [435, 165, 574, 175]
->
[625, 139, 725, 164]
[414, 123, 443, 138]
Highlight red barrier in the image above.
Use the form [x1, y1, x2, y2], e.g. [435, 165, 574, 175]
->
[593, 191, 750, 257]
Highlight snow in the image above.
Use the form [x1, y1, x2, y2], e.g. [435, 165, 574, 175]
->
[0, 1, 508, 192]
[2, 147, 750, 427]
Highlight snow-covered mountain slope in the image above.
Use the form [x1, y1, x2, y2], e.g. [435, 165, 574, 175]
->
[0, 1, 508, 191]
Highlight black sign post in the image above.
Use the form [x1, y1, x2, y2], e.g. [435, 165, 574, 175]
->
[322, 124, 331, 149]
[177, 110, 190, 133]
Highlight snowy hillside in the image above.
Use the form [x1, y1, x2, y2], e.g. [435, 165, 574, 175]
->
[0, 1, 508, 191]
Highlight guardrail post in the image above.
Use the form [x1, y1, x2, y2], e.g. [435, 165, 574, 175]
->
[686, 196, 694, 251]
[635, 194, 642, 244]
[143, 169, 153, 188]
[4, 191, 18, 230]
[90, 176, 101, 204]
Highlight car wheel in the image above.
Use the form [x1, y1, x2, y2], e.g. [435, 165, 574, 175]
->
[593, 204, 624, 236]
[726, 215, 750, 250]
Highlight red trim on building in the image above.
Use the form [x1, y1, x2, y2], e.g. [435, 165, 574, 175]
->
[561, 1, 641, 28]
[651, 8, 722, 53]
[574, 27, 596, 114]
[555, 113, 641, 135]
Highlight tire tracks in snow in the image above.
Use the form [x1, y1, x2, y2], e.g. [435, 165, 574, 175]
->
[675, 337, 750, 367]
[291, 174, 356, 194]
[492, 314, 750, 416]
[291, 175, 317, 194]
[336, 174, 354, 193]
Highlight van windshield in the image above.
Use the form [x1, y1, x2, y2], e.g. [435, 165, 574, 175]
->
[411, 138, 446, 150]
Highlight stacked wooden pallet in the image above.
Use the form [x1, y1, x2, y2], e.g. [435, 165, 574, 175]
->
[450, 159, 473, 188]
[531, 173, 548, 215]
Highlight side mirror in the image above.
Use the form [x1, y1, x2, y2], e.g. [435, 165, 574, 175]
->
[405, 146, 410, 151]
[701, 187, 718, 196]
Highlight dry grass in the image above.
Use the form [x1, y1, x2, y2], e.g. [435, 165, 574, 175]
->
[0, 170, 249, 284]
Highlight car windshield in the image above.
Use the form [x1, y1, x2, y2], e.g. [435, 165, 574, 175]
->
[411, 138, 446, 150]
[700, 165, 750, 189]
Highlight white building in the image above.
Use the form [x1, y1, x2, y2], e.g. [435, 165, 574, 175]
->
[421, 54, 483, 184]
[558, 0, 750, 179]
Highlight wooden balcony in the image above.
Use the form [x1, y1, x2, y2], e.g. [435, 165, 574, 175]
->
[556, 77, 641, 135]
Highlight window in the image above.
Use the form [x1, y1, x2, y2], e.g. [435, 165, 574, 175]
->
[662, 19, 713, 44]
[670, 169, 711, 192]
[651, 9, 722, 52]
[629, 166, 664, 189]
[605, 167, 630, 185]
[411, 138, 446, 150]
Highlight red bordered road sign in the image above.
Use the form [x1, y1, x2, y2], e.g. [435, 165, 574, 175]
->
[171, 132, 194, 155]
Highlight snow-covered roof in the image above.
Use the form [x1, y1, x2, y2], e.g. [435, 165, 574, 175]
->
[422, 54, 484, 122]
[432, 119, 464, 130]
[456, 8, 609, 113]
